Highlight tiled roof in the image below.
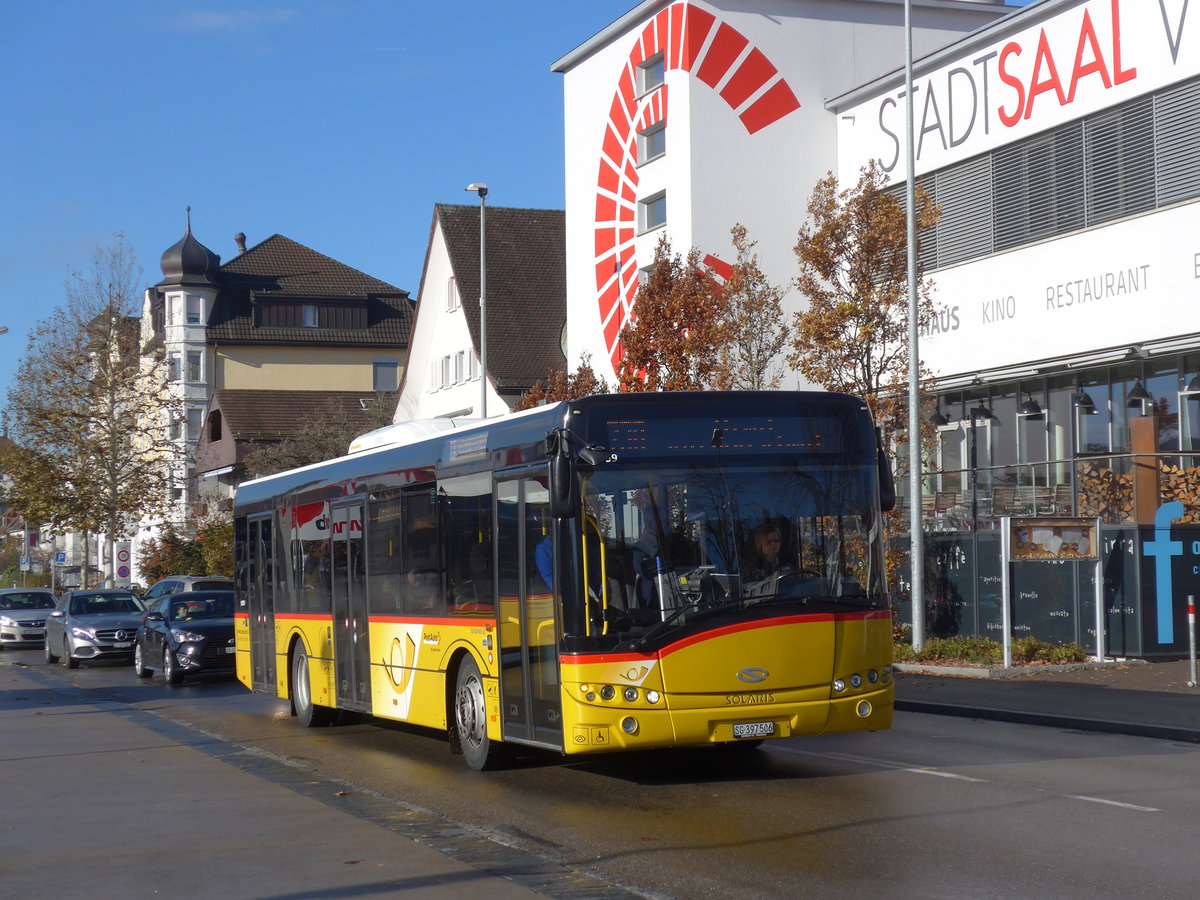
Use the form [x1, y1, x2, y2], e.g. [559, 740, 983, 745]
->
[206, 234, 413, 347]
[211, 389, 381, 442]
[437, 205, 566, 391]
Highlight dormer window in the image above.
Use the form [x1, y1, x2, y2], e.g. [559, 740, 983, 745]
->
[302, 304, 318, 327]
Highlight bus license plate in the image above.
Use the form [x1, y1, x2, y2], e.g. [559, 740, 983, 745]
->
[733, 722, 774, 739]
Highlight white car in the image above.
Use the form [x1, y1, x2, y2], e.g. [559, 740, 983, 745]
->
[44, 589, 146, 669]
[0, 588, 58, 649]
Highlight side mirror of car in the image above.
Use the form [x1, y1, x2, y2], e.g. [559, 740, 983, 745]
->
[146, 612, 165, 622]
[50, 610, 65, 618]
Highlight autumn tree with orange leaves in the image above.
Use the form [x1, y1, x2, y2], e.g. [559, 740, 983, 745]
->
[514, 353, 611, 411]
[790, 160, 939, 443]
[617, 235, 729, 392]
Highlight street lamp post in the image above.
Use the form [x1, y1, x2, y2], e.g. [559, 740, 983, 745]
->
[465, 183, 488, 419]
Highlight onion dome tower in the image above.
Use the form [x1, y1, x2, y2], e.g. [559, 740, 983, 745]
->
[158, 206, 220, 288]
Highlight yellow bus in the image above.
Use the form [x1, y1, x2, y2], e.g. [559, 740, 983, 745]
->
[233, 391, 896, 769]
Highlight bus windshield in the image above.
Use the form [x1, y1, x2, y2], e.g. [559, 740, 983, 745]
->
[574, 456, 886, 650]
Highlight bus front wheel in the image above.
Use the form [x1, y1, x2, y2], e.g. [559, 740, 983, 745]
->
[292, 645, 332, 727]
[454, 655, 506, 770]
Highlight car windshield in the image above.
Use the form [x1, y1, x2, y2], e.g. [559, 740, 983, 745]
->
[69, 594, 142, 615]
[170, 596, 234, 620]
[0, 593, 55, 610]
[572, 457, 886, 650]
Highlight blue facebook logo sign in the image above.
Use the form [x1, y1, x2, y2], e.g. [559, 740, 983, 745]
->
[1142, 502, 1185, 644]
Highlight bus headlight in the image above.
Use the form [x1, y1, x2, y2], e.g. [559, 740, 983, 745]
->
[832, 679, 846, 693]
[867, 669, 879, 684]
[645, 690, 660, 704]
[850, 673, 862, 688]
[856, 700, 873, 718]
[600, 685, 616, 700]
[623, 687, 639, 703]
[621, 717, 638, 734]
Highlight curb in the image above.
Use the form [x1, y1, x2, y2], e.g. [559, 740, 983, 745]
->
[893, 659, 1147, 679]
[894, 698, 1200, 744]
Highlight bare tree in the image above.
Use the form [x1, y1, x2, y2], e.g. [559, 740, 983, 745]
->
[1, 235, 181, 586]
[242, 393, 398, 478]
[712, 224, 790, 390]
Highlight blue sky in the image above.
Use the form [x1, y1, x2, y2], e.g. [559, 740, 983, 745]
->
[0, 1, 632, 400]
[0, 1, 1033, 404]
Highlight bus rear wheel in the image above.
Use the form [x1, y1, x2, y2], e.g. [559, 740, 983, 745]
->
[454, 655, 506, 770]
[292, 645, 332, 727]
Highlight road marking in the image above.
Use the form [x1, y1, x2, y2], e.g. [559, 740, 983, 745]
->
[1065, 794, 1161, 812]
[777, 746, 987, 782]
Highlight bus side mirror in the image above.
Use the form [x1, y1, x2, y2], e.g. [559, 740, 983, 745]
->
[876, 429, 896, 512]
[547, 432, 578, 519]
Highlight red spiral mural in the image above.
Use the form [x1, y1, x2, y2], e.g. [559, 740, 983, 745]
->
[593, 2, 802, 373]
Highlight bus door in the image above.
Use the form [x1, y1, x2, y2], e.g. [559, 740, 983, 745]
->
[495, 476, 563, 749]
[331, 501, 371, 711]
[246, 514, 276, 693]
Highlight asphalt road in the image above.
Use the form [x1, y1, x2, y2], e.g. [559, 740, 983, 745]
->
[5, 647, 1199, 899]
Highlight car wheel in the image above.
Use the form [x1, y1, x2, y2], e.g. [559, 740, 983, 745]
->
[44, 638, 58, 664]
[64, 638, 79, 669]
[163, 647, 183, 685]
[291, 645, 332, 727]
[454, 654, 508, 770]
[133, 643, 152, 678]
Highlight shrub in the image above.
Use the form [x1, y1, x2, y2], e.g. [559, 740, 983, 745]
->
[895, 634, 1087, 666]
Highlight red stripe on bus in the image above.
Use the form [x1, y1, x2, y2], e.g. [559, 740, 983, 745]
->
[560, 610, 888, 664]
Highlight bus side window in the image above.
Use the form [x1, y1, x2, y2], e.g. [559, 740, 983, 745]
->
[401, 486, 445, 616]
[441, 475, 494, 614]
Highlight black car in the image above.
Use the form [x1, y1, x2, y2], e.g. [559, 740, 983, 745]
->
[134, 590, 237, 684]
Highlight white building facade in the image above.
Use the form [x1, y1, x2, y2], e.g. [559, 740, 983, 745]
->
[553, 0, 1010, 384]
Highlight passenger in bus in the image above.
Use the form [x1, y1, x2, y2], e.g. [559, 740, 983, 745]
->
[534, 534, 553, 590]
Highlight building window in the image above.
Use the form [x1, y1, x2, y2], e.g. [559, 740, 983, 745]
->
[453, 351, 465, 384]
[638, 123, 666, 164]
[186, 350, 202, 382]
[440, 355, 451, 389]
[446, 277, 460, 311]
[469, 353, 480, 380]
[168, 352, 181, 381]
[208, 410, 223, 443]
[302, 304, 318, 327]
[186, 295, 201, 325]
[639, 191, 667, 233]
[373, 359, 399, 391]
[637, 54, 665, 95]
[186, 407, 203, 442]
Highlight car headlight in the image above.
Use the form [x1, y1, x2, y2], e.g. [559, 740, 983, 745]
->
[0, 616, 16, 627]
[170, 629, 207, 643]
[71, 626, 96, 640]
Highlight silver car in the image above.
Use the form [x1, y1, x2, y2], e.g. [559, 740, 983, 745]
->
[44, 589, 146, 669]
[0, 588, 58, 649]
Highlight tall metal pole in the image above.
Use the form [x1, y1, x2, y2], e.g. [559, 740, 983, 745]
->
[466, 183, 489, 418]
[904, 0, 925, 652]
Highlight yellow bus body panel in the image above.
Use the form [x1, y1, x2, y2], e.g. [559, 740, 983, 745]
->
[559, 612, 893, 755]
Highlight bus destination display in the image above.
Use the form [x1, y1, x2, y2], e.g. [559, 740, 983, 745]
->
[601, 416, 837, 455]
